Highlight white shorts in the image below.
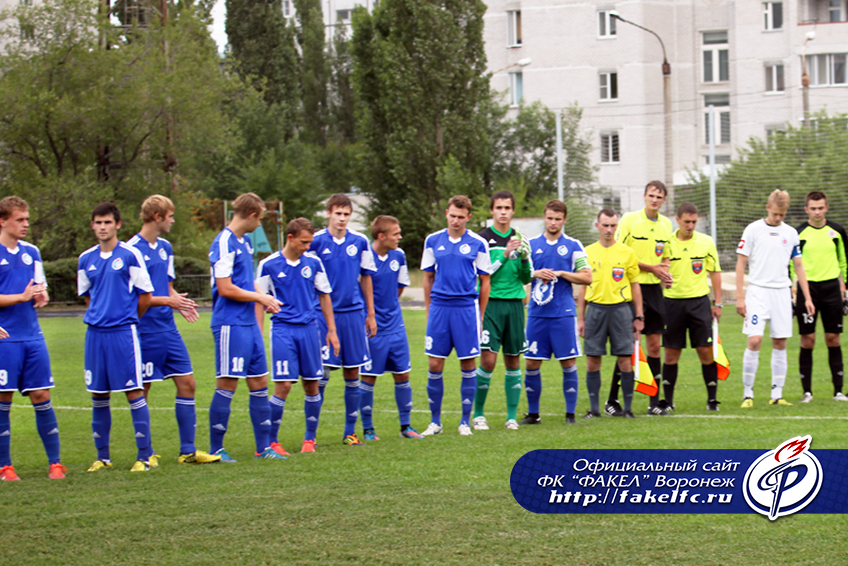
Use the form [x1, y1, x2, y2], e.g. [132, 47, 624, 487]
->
[743, 285, 793, 338]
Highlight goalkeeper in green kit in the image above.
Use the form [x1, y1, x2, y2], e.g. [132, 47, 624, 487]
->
[473, 190, 533, 431]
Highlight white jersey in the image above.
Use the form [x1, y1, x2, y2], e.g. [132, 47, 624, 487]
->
[737, 219, 801, 288]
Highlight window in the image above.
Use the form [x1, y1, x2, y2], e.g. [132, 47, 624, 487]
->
[509, 72, 523, 106]
[704, 94, 730, 145]
[282, 0, 293, 18]
[600, 132, 620, 163]
[705, 155, 731, 165]
[603, 194, 621, 210]
[598, 11, 616, 38]
[599, 71, 618, 100]
[765, 123, 787, 141]
[765, 63, 785, 92]
[763, 2, 783, 30]
[805, 54, 847, 86]
[507, 10, 522, 47]
[702, 31, 729, 83]
[336, 9, 351, 23]
[830, 0, 842, 22]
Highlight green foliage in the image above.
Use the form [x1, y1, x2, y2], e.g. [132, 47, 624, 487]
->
[294, 0, 328, 146]
[173, 255, 209, 275]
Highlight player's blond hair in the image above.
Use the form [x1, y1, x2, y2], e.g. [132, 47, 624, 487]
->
[232, 193, 266, 219]
[447, 195, 473, 213]
[0, 196, 28, 220]
[140, 194, 175, 223]
[767, 189, 790, 210]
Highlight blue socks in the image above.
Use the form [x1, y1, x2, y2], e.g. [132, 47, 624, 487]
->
[175, 396, 196, 455]
[359, 381, 375, 430]
[562, 365, 579, 415]
[343, 378, 360, 437]
[248, 388, 271, 453]
[0, 401, 11, 467]
[460, 369, 477, 426]
[92, 397, 112, 461]
[129, 396, 153, 461]
[304, 393, 321, 441]
[395, 380, 413, 427]
[525, 368, 542, 414]
[209, 389, 233, 454]
[427, 372, 444, 426]
[269, 395, 286, 444]
[34, 400, 61, 465]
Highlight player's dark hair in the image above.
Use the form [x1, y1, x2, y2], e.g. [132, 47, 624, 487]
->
[806, 190, 827, 205]
[326, 193, 353, 213]
[644, 180, 667, 197]
[597, 208, 618, 221]
[677, 202, 698, 217]
[447, 195, 473, 213]
[0, 196, 28, 220]
[490, 190, 515, 211]
[371, 215, 399, 240]
[232, 193, 265, 219]
[543, 199, 567, 217]
[286, 217, 315, 238]
[92, 202, 121, 223]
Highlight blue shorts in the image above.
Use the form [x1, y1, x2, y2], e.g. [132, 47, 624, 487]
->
[0, 339, 54, 394]
[270, 321, 324, 381]
[525, 316, 582, 360]
[317, 310, 371, 369]
[213, 324, 268, 379]
[140, 329, 193, 383]
[85, 325, 143, 393]
[362, 330, 411, 376]
[425, 302, 481, 359]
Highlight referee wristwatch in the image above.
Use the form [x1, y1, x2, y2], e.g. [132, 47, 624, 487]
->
[634, 316, 645, 321]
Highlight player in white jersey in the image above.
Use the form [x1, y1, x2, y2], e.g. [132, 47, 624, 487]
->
[736, 190, 814, 407]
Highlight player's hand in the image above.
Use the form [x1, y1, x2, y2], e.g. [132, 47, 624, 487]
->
[712, 306, 722, 322]
[366, 315, 377, 338]
[736, 300, 746, 317]
[0, 326, 8, 339]
[258, 294, 283, 314]
[34, 287, 49, 308]
[328, 330, 341, 357]
[179, 307, 199, 323]
[504, 237, 521, 260]
[535, 268, 556, 281]
[171, 293, 198, 312]
[578, 319, 585, 337]
[19, 279, 42, 303]
[656, 266, 673, 286]
[805, 298, 816, 318]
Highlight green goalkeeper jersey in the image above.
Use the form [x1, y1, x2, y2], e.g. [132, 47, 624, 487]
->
[793, 220, 848, 282]
[479, 226, 533, 300]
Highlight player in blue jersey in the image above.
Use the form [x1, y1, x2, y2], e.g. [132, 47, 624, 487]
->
[523, 200, 592, 425]
[78, 202, 157, 472]
[256, 218, 340, 454]
[128, 195, 220, 465]
[208, 192, 285, 462]
[359, 216, 424, 440]
[0, 197, 66, 481]
[421, 195, 492, 437]
[309, 194, 377, 446]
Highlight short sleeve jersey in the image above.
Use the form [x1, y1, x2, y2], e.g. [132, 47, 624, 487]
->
[209, 228, 256, 327]
[256, 251, 331, 325]
[584, 241, 640, 304]
[308, 229, 376, 314]
[420, 229, 492, 307]
[0, 241, 46, 342]
[527, 233, 589, 318]
[371, 247, 410, 334]
[478, 226, 533, 300]
[78, 242, 154, 328]
[128, 234, 177, 334]
[795, 221, 848, 283]
[665, 230, 721, 300]
[616, 209, 673, 285]
[737, 219, 801, 289]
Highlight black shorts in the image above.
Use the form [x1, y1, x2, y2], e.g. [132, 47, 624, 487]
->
[641, 284, 666, 336]
[796, 279, 844, 335]
[663, 295, 712, 349]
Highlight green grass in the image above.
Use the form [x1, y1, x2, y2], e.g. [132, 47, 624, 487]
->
[2, 311, 847, 565]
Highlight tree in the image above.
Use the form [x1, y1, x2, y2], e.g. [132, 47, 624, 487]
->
[294, 0, 328, 146]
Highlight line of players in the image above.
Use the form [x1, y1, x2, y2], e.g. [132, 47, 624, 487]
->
[0, 183, 844, 479]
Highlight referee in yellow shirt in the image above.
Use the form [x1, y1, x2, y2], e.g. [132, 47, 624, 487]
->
[578, 209, 644, 419]
[662, 203, 724, 411]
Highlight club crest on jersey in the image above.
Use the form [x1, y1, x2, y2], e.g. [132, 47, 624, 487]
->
[21, 253, 33, 266]
[738, 239, 745, 250]
[829, 230, 837, 238]
[655, 242, 665, 257]
[301, 265, 312, 279]
[692, 260, 703, 274]
[390, 259, 400, 271]
[111, 258, 124, 270]
[459, 243, 471, 255]
[346, 244, 357, 256]
[612, 267, 625, 281]
[159, 248, 168, 261]
[557, 245, 567, 256]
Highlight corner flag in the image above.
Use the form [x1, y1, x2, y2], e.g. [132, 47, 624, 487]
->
[712, 319, 730, 380]
[633, 340, 658, 396]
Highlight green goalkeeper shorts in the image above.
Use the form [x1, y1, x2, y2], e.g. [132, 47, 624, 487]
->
[481, 299, 527, 356]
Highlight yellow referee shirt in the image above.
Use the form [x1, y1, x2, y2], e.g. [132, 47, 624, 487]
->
[585, 241, 640, 304]
[665, 230, 721, 300]
[616, 209, 672, 286]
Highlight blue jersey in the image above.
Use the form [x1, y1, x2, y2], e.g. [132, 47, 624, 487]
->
[0, 241, 46, 342]
[420, 229, 491, 307]
[308, 229, 376, 313]
[128, 234, 177, 334]
[371, 247, 410, 334]
[527, 233, 588, 318]
[209, 228, 256, 327]
[77, 242, 153, 328]
[256, 251, 332, 325]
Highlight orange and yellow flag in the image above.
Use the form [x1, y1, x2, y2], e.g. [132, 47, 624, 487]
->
[632, 341, 658, 396]
[713, 319, 730, 380]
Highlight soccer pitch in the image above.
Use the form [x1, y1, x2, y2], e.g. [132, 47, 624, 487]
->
[2, 311, 847, 565]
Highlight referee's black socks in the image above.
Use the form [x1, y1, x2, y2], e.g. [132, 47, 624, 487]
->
[702, 362, 718, 402]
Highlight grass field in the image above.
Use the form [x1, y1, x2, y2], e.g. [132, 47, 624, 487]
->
[2, 310, 847, 565]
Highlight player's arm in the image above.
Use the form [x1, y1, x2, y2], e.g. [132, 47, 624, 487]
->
[577, 285, 587, 337]
[216, 276, 281, 313]
[319, 293, 341, 356]
[0, 326, 7, 339]
[793, 255, 816, 317]
[423, 271, 434, 316]
[557, 268, 592, 285]
[630, 281, 644, 336]
[735, 254, 748, 317]
[0, 279, 46, 308]
[709, 270, 723, 321]
[478, 273, 490, 322]
[360, 273, 377, 338]
[137, 292, 152, 318]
